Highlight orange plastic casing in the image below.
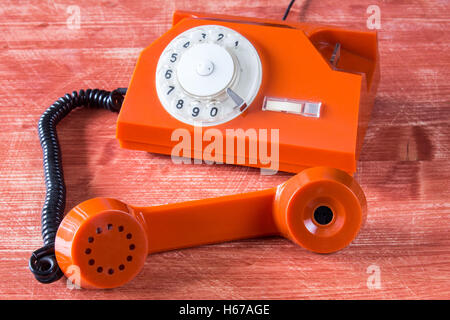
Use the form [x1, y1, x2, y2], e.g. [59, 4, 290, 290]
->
[116, 11, 379, 174]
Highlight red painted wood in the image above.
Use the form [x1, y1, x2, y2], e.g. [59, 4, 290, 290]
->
[0, 0, 449, 299]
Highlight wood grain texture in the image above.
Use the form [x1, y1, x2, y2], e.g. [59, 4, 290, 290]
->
[0, 0, 449, 299]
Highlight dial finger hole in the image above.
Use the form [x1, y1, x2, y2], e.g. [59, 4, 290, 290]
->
[172, 96, 190, 114]
[225, 36, 240, 49]
[164, 83, 177, 98]
[190, 101, 202, 119]
[210, 28, 226, 43]
[167, 50, 179, 65]
[207, 101, 221, 119]
[191, 29, 207, 43]
[174, 36, 191, 51]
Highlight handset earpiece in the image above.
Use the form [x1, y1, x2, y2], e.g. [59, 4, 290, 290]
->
[55, 167, 366, 289]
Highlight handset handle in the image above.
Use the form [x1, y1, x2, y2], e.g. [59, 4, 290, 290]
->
[133, 188, 278, 254]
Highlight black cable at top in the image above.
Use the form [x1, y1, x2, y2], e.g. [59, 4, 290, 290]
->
[282, 0, 296, 20]
[29, 88, 127, 284]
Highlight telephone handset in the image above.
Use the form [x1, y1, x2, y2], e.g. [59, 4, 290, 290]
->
[55, 167, 366, 289]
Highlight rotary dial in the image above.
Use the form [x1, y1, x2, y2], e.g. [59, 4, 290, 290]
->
[155, 25, 262, 126]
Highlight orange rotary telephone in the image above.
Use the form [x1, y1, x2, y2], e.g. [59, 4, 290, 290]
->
[29, 8, 379, 289]
[118, 11, 379, 173]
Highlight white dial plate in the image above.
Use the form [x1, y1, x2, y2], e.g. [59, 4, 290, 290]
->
[155, 25, 262, 127]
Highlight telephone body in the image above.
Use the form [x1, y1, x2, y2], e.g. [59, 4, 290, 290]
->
[117, 11, 380, 173]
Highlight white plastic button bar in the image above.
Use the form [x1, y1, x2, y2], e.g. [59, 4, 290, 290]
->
[262, 97, 322, 118]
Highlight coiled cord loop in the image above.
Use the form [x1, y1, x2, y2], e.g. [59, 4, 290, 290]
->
[29, 88, 127, 284]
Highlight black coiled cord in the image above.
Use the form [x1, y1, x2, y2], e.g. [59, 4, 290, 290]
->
[29, 88, 127, 284]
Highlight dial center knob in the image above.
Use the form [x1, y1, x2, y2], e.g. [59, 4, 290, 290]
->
[196, 60, 214, 76]
[177, 43, 235, 97]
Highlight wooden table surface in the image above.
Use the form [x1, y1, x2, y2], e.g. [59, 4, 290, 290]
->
[0, 0, 448, 300]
